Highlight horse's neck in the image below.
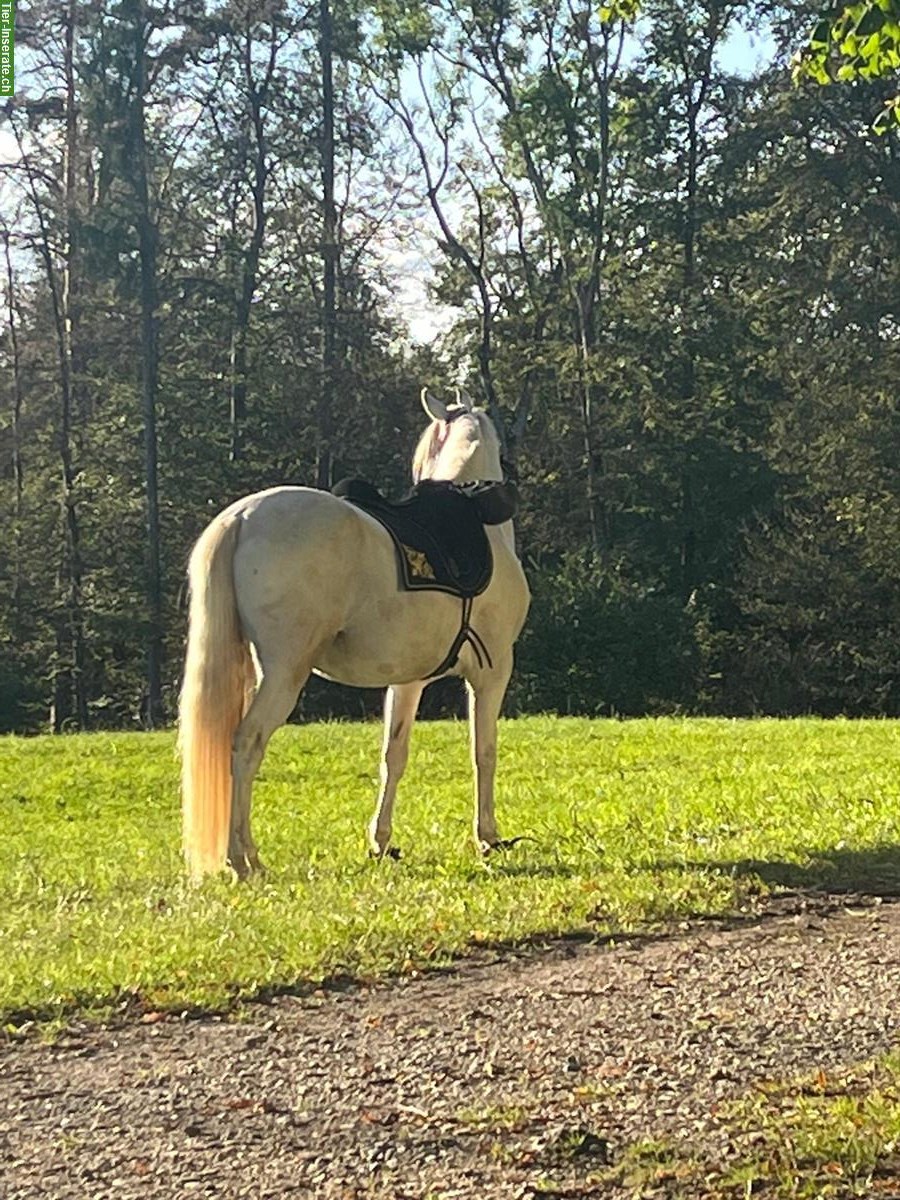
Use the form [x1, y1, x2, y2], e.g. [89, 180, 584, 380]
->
[437, 456, 500, 485]
[496, 521, 516, 555]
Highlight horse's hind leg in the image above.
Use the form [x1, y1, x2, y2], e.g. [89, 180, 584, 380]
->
[369, 682, 424, 858]
[230, 663, 306, 878]
[466, 655, 513, 853]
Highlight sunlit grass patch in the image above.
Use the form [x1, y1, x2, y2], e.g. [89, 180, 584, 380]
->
[456, 1101, 534, 1133]
[602, 1051, 900, 1198]
[725, 1053, 900, 1198]
[2, 717, 899, 1026]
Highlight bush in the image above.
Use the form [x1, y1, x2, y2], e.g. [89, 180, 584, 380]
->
[509, 556, 700, 715]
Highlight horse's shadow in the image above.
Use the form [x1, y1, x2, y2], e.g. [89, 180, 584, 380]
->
[476, 860, 581, 881]
[674, 843, 900, 898]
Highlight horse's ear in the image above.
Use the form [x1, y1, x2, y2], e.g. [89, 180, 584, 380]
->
[421, 387, 450, 423]
[454, 387, 476, 411]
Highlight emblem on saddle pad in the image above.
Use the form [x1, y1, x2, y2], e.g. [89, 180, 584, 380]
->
[401, 546, 437, 582]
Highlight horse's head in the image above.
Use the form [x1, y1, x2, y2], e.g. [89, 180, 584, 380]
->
[412, 388, 503, 485]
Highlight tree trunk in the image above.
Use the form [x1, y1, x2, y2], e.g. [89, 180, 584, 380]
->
[316, 0, 336, 490]
[10, 107, 88, 730]
[575, 293, 606, 557]
[62, 0, 89, 726]
[2, 231, 24, 627]
[229, 20, 275, 463]
[64, 0, 88, 424]
[131, 0, 164, 725]
[677, 23, 717, 604]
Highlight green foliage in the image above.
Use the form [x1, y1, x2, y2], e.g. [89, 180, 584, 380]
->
[795, 0, 900, 129]
[3, 717, 900, 1026]
[709, 504, 900, 716]
[0, 647, 43, 733]
[513, 557, 700, 715]
[599, 0, 640, 24]
[372, 0, 437, 60]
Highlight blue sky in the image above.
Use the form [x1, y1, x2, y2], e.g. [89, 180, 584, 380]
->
[719, 22, 779, 76]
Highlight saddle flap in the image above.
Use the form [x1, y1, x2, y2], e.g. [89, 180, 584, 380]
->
[461, 480, 520, 525]
[332, 477, 494, 598]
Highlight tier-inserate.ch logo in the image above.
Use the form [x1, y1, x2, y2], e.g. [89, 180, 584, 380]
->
[0, 0, 14, 99]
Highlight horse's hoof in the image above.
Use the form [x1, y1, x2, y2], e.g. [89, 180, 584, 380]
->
[369, 845, 402, 861]
[480, 836, 529, 855]
[227, 853, 266, 881]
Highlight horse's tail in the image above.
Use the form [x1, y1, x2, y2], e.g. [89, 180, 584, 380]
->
[179, 514, 249, 878]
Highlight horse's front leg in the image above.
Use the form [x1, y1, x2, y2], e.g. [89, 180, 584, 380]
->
[368, 682, 424, 858]
[466, 657, 513, 853]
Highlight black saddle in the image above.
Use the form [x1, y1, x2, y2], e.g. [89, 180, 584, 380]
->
[332, 477, 519, 600]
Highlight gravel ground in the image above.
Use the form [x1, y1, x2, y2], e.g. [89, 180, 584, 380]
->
[2, 894, 899, 1199]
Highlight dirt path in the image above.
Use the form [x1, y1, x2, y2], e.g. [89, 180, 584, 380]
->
[2, 895, 899, 1199]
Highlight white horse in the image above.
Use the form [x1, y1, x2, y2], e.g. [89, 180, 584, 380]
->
[179, 389, 530, 878]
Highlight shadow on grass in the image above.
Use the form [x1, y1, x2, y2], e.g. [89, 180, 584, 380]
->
[667, 842, 900, 898]
[472, 861, 582, 881]
[7, 846, 899, 1037]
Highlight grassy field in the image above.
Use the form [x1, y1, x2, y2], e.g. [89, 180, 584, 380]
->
[2, 716, 900, 1026]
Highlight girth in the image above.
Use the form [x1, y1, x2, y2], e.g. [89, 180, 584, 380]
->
[425, 595, 493, 678]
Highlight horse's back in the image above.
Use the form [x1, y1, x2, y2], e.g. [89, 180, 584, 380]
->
[227, 487, 443, 682]
[233, 485, 351, 543]
[222, 485, 529, 687]
[230, 487, 379, 619]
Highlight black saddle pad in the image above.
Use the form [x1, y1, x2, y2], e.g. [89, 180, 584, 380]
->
[332, 478, 517, 598]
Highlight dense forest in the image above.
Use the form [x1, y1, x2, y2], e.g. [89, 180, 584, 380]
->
[1, 0, 898, 732]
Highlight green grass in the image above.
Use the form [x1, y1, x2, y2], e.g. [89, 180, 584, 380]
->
[2, 716, 899, 1026]
[599, 1050, 900, 1198]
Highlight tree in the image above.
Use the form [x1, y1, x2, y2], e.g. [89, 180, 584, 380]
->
[795, 0, 900, 129]
[7, 96, 90, 730]
[317, 0, 337, 488]
[225, 0, 283, 464]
